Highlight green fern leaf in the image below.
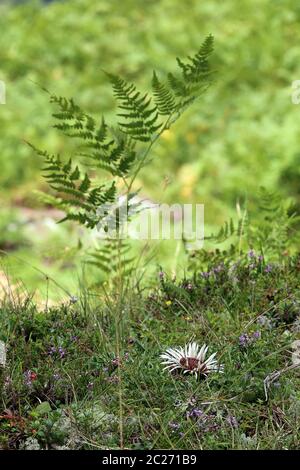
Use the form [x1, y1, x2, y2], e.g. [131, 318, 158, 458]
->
[108, 74, 162, 142]
[152, 71, 176, 116]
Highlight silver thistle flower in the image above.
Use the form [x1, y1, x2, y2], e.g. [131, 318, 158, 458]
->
[160, 342, 223, 378]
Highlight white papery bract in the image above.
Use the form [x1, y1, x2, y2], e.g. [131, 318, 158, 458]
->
[160, 342, 223, 378]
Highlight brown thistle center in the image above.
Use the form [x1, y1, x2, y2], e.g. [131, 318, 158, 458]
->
[180, 357, 199, 371]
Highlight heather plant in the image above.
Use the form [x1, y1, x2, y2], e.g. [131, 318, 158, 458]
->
[1, 252, 299, 450]
[185, 187, 300, 275]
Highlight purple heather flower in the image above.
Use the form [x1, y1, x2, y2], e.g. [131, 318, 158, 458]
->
[48, 346, 57, 355]
[248, 250, 255, 258]
[201, 271, 210, 279]
[213, 264, 223, 273]
[87, 382, 94, 390]
[257, 315, 273, 329]
[252, 331, 261, 340]
[226, 415, 238, 429]
[196, 413, 219, 432]
[169, 422, 180, 431]
[58, 347, 66, 358]
[52, 373, 61, 381]
[112, 356, 121, 367]
[239, 333, 250, 347]
[264, 264, 273, 273]
[188, 408, 203, 419]
[158, 271, 165, 280]
[24, 370, 37, 387]
[3, 376, 12, 389]
[106, 376, 120, 384]
[258, 255, 264, 262]
[239, 331, 260, 348]
[48, 346, 66, 358]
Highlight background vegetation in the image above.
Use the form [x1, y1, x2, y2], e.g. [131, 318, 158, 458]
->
[1, 0, 300, 300]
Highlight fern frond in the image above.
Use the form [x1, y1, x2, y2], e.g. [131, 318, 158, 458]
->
[88, 239, 134, 278]
[205, 217, 237, 243]
[167, 34, 214, 114]
[30, 143, 117, 229]
[32, 42, 216, 276]
[50, 95, 136, 176]
[152, 71, 176, 116]
[258, 187, 281, 212]
[176, 34, 214, 84]
[108, 74, 162, 142]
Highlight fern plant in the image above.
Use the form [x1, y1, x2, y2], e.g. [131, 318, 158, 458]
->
[185, 187, 300, 273]
[31, 35, 215, 280]
[248, 187, 300, 255]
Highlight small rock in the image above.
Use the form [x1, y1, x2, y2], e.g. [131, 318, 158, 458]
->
[0, 341, 6, 368]
[22, 437, 41, 450]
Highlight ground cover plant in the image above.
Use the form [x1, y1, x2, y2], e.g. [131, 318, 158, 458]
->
[0, 250, 300, 449]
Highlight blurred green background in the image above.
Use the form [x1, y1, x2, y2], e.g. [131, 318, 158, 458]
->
[0, 0, 300, 301]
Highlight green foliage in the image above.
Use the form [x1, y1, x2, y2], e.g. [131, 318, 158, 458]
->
[106, 36, 214, 143]
[1, 0, 300, 218]
[49, 94, 136, 177]
[28, 38, 214, 276]
[152, 72, 176, 116]
[205, 216, 246, 244]
[186, 187, 300, 273]
[1, 254, 299, 449]
[108, 74, 162, 142]
[28, 144, 116, 229]
[152, 35, 214, 124]
[88, 239, 134, 280]
[170, 33, 214, 105]
[249, 187, 300, 255]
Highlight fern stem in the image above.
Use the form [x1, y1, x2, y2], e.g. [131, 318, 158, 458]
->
[116, 230, 124, 449]
[127, 113, 173, 193]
